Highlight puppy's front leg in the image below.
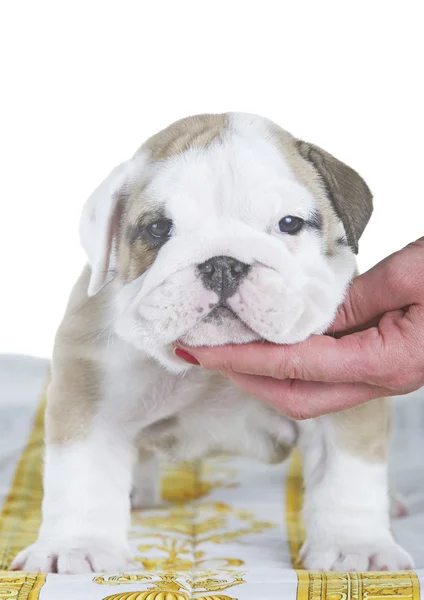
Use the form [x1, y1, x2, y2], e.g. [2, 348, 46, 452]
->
[298, 399, 413, 571]
[12, 383, 135, 574]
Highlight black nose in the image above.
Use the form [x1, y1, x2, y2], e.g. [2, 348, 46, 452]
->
[197, 256, 250, 300]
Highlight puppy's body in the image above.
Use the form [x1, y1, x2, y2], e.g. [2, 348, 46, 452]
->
[13, 113, 412, 573]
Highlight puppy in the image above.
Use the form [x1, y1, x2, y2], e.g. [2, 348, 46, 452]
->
[13, 113, 413, 574]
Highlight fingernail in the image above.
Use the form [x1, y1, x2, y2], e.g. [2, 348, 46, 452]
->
[174, 347, 200, 366]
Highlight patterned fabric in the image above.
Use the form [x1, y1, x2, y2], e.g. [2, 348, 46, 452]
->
[0, 355, 423, 599]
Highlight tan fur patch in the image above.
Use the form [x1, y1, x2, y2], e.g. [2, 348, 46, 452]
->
[117, 239, 156, 283]
[269, 125, 341, 255]
[331, 398, 390, 462]
[117, 202, 160, 284]
[297, 140, 372, 253]
[140, 113, 229, 162]
[46, 266, 112, 444]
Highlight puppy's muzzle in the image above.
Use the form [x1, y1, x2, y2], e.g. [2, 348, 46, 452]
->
[197, 256, 250, 300]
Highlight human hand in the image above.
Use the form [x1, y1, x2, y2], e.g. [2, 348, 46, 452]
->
[175, 238, 424, 419]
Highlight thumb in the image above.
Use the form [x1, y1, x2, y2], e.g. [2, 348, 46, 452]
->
[330, 242, 422, 334]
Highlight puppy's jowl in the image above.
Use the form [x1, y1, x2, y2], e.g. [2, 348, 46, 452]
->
[13, 113, 413, 573]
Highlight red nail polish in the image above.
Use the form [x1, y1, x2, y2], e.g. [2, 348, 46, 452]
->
[174, 347, 200, 366]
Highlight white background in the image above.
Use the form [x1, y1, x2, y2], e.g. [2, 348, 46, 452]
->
[1, 2, 423, 358]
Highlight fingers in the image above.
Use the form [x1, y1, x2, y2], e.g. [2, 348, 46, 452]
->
[179, 327, 387, 385]
[331, 240, 424, 334]
[224, 371, 392, 420]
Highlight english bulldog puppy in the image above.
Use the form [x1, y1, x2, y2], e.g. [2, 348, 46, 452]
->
[12, 113, 413, 573]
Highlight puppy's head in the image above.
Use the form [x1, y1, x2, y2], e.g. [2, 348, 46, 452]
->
[80, 113, 372, 371]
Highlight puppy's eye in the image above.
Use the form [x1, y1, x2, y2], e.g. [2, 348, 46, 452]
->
[277, 216, 304, 235]
[146, 219, 173, 239]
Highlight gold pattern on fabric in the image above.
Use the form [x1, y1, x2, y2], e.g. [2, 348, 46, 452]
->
[92, 456, 273, 597]
[94, 571, 245, 600]
[0, 572, 46, 600]
[0, 390, 46, 571]
[296, 570, 420, 600]
[160, 461, 238, 503]
[286, 450, 305, 567]
[93, 458, 270, 598]
[132, 497, 272, 571]
[96, 572, 244, 599]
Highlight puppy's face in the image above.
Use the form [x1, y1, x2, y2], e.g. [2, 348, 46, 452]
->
[80, 113, 372, 371]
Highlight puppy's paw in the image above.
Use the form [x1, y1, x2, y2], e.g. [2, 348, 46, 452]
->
[368, 543, 414, 571]
[11, 539, 133, 574]
[300, 538, 413, 572]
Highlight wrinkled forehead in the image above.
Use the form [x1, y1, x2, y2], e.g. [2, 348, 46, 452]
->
[126, 114, 318, 229]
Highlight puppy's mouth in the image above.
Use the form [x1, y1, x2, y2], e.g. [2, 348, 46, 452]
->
[174, 296, 259, 349]
[203, 303, 239, 324]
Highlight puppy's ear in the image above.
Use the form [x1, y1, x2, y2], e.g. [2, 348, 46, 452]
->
[297, 141, 373, 253]
[79, 155, 145, 296]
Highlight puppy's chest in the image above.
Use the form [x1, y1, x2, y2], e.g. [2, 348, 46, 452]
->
[103, 346, 231, 425]
[135, 370, 297, 464]
[103, 346, 296, 463]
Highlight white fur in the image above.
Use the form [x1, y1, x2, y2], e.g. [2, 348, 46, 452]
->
[15, 113, 410, 573]
[297, 417, 413, 570]
[12, 432, 134, 573]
